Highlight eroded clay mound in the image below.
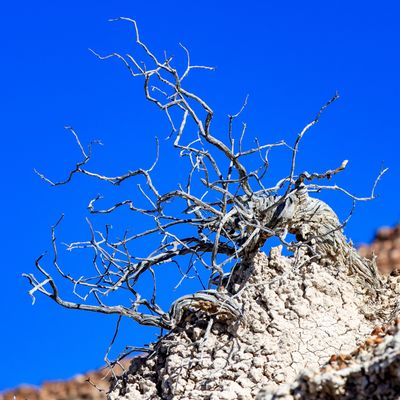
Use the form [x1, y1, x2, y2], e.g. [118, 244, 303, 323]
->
[257, 318, 400, 400]
[110, 248, 398, 400]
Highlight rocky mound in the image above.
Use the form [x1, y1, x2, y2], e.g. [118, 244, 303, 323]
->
[109, 245, 399, 399]
[3, 223, 400, 400]
[257, 317, 400, 399]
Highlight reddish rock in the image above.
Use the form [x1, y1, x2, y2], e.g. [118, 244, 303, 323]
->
[0, 362, 129, 400]
[361, 224, 400, 275]
[376, 227, 394, 241]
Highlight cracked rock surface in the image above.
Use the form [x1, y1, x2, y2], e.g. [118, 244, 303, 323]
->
[257, 318, 400, 399]
[110, 247, 400, 400]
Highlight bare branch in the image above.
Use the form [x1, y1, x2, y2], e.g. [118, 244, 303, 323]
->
[26, 21, 386, 359]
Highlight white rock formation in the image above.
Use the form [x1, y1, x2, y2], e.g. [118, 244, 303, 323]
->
[257, 318, 400, 399]
[109, 241, 400, 399]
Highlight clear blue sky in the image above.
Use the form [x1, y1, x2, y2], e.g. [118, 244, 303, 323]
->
[1, 0, 399, 391]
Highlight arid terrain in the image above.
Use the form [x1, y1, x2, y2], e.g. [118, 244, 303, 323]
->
[3, 224, 400, 400]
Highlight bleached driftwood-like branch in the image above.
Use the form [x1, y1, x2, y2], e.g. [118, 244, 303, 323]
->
[24, 19, 386, 343]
